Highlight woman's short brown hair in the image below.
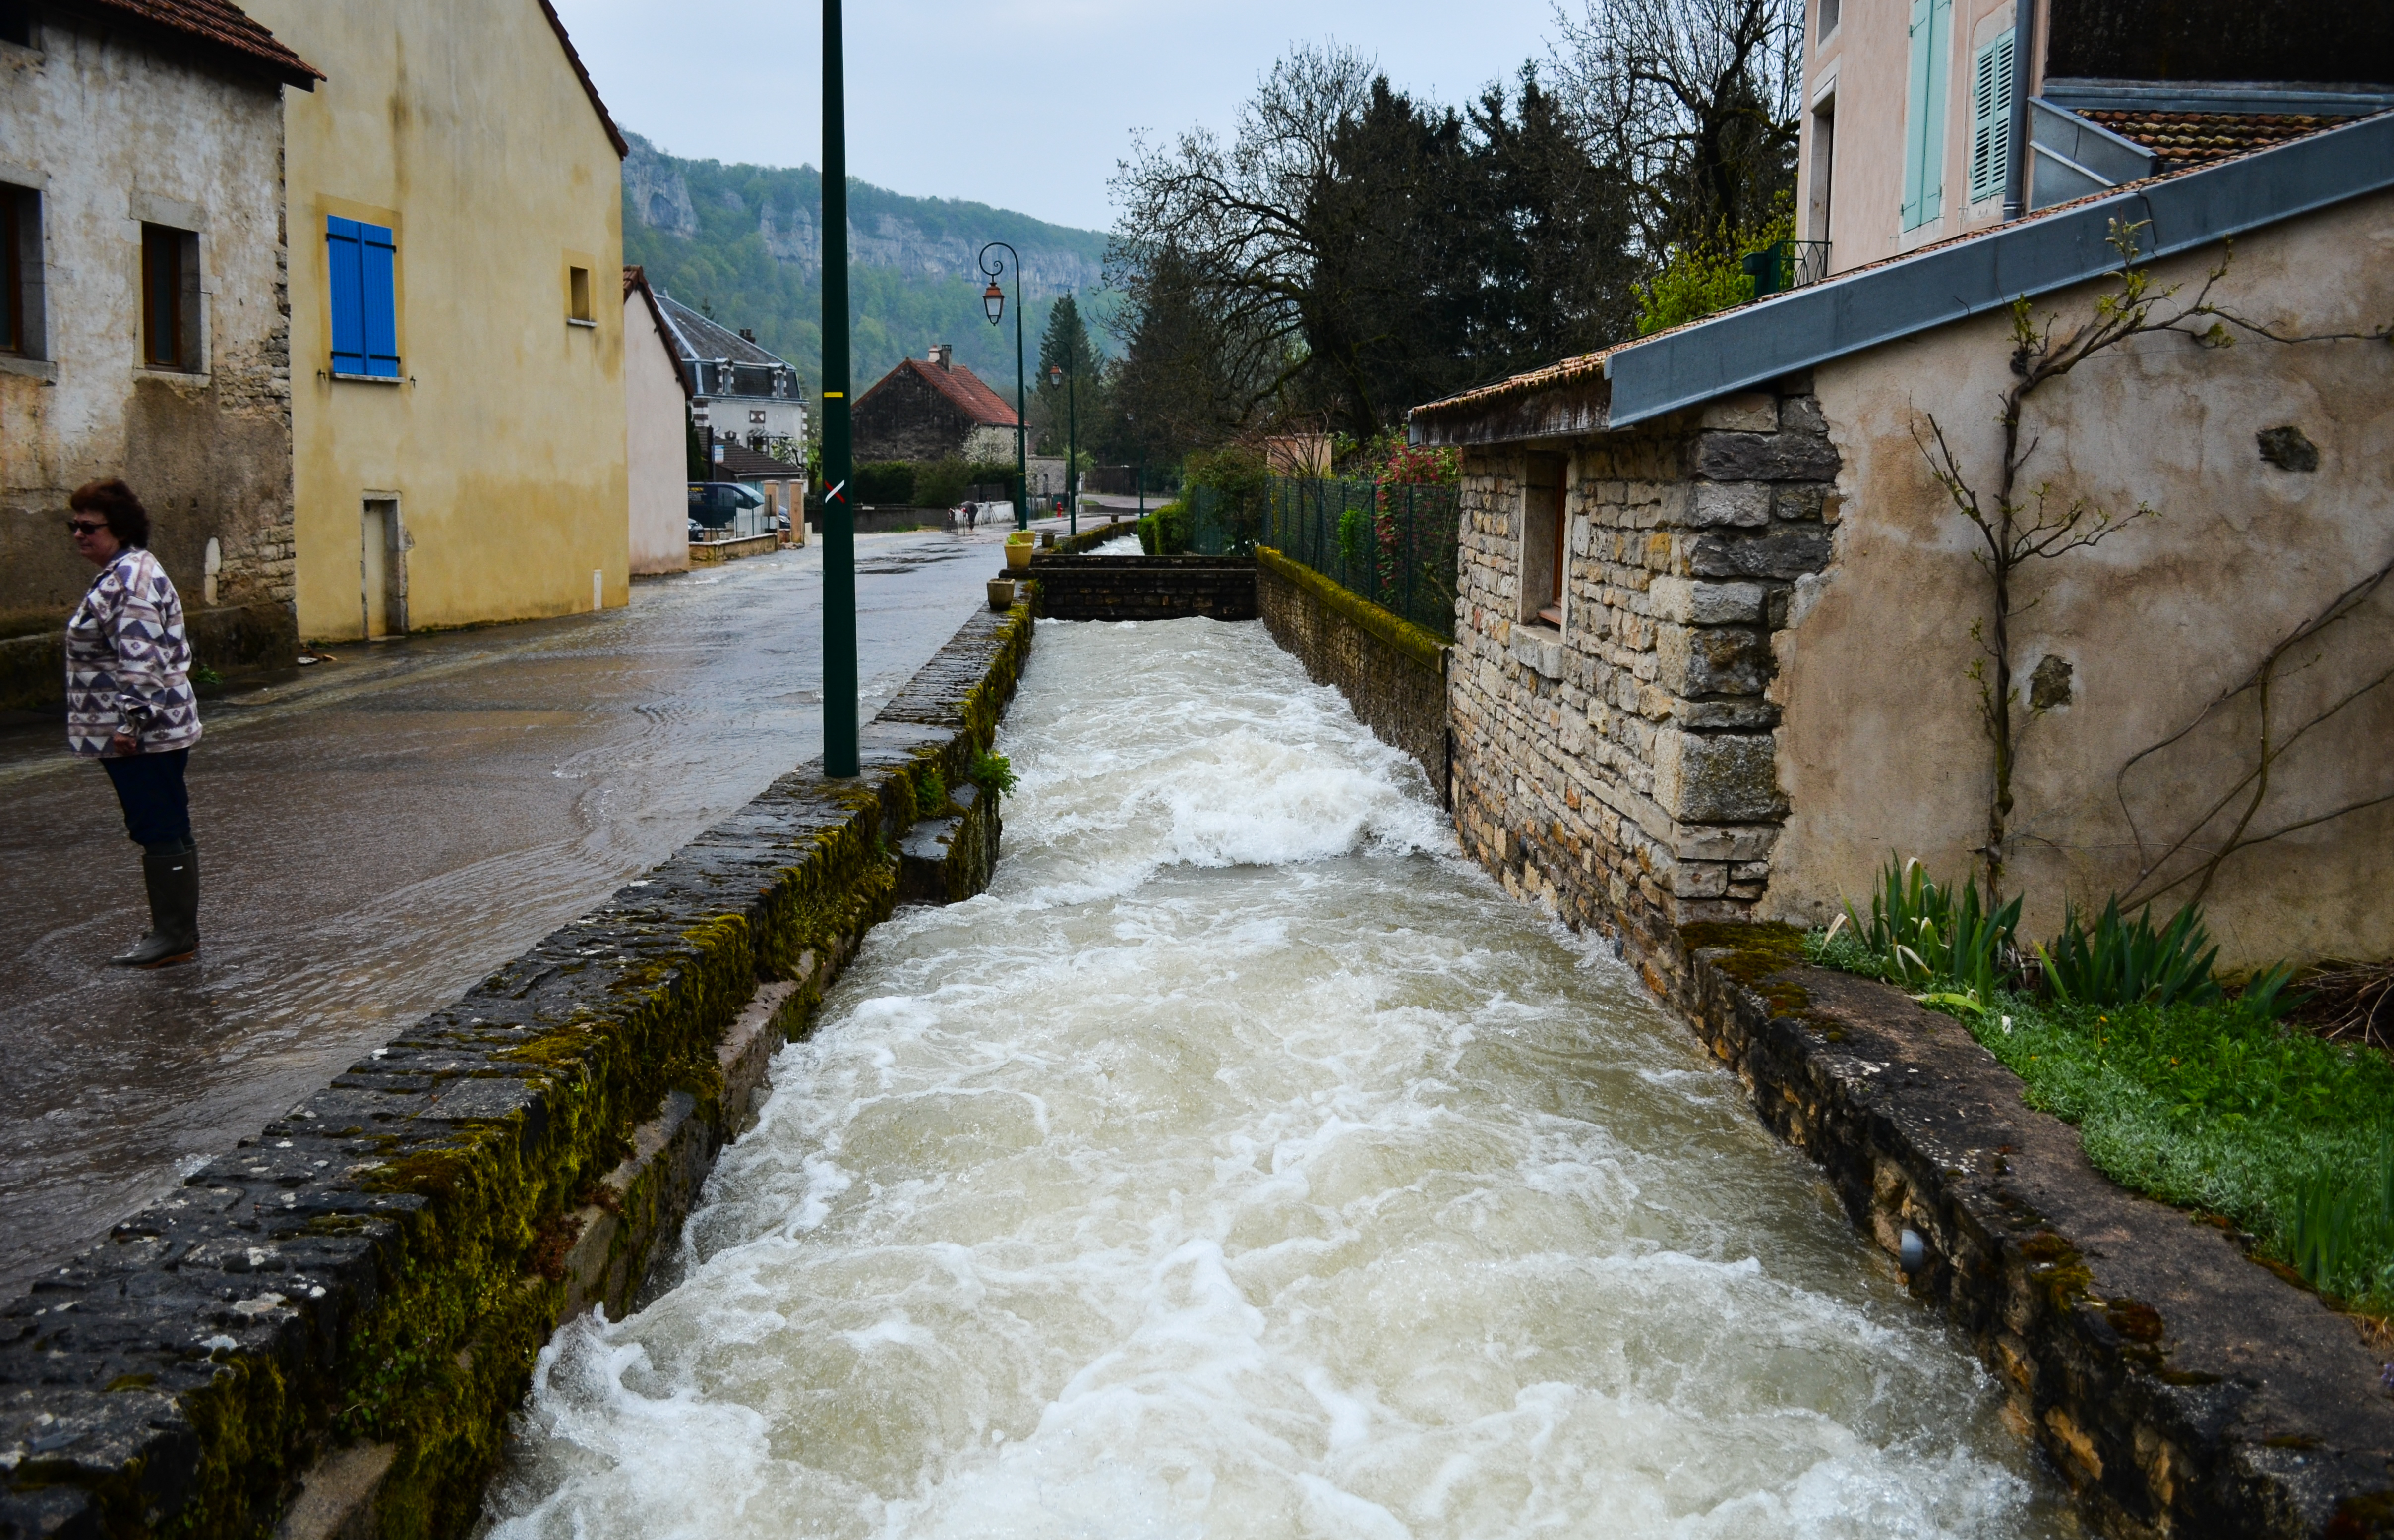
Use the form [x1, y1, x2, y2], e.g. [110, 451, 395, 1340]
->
[69, 480, 151, 549]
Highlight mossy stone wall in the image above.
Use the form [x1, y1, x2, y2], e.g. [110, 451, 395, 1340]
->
[0, 603, 1034, 1539]
[1255, 547, 1448, 797]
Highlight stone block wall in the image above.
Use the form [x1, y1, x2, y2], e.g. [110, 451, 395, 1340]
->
[1030, 554, 1258, 622]
[1256, 548, 1448, 797]
[1447, 378, 1838, 981]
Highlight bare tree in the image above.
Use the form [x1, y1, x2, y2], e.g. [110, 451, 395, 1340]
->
[1549, 0, 1801, 251]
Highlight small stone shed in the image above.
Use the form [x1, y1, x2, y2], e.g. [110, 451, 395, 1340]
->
[1411, 114, 2394, 975]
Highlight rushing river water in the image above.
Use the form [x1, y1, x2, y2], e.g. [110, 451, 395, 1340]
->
[482, 619, 2069, 1540]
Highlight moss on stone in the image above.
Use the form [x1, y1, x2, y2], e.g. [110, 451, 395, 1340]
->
[1680, 921, 1814, 1019]
[1256, 548, 1446, 672]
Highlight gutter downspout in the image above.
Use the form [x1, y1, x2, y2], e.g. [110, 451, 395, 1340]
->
[2003, 0, 2035, 219]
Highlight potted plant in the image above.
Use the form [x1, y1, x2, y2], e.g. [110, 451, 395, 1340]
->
[1005, 531, 1036, 571]
[986, 577, 1017, 611]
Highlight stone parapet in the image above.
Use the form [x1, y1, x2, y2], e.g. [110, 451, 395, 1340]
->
[1447, 380, 1837, 984]
[1255, 547, 1448, 797]
[0, 603, 1035, 1540]
[1673, 924, 2394, 1539]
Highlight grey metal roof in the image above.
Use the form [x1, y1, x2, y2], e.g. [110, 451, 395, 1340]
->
[1598, 109, 2394, 428]
[654, 292, 791, 370]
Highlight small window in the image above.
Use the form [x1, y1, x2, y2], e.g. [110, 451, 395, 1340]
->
[327, 216, 399, 377]
[140, 223, 200, 370]
[0, 2, 33, 48]
[568, 264, 593, 325]
[1815, 0, 1839, 44]
[0, 184, 34, 355]
[1522, 453, 1567, 629]
[1969, 34, 2016, 205]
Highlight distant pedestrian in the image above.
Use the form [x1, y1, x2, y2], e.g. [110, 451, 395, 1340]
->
[962, 500, 979, 532]
[65, 480, 203, 968]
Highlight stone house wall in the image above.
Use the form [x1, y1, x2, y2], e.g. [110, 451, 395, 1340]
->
[0, 10, 295, 652]
[1446, 377, 1838, 981]
[853, 366, 983, 463]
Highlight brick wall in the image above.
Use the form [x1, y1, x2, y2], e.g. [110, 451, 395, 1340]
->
[1447, 379, 1838, 981]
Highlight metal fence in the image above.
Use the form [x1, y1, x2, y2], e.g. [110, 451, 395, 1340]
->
[1245, 476, 1461, 638]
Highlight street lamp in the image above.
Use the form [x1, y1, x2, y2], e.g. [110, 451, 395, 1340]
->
[976, 243, 1028, 532]
[1048, 358, 1077, 537]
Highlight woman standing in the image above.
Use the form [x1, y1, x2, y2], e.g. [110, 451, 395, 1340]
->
[65, 479, 204, 967]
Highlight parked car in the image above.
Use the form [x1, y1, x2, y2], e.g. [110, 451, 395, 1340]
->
[688, 481, 765, 531]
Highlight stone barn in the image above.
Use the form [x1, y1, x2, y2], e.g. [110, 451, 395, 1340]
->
[852, 344, 1020, 464]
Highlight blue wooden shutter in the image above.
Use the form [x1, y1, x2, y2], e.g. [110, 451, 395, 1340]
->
[360, 223, 399, 377]
[326, 217, 364, 373]
[1970, 33, 2016, 204]
[1902, 0, 1952, 229]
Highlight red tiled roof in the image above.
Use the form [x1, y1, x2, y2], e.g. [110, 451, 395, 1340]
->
[533, 0, 628, 159]
[1410, 108, 2373, 426]
[62, 0, 320, 86]
[2081, 110, 2359, 171]
[862, 355, 1021, 428]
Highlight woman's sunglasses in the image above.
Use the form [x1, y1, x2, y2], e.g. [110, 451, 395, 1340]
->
[67, 520, 109, 535]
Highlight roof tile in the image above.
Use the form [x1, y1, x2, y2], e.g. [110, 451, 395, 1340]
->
[64, 0, 319, 85]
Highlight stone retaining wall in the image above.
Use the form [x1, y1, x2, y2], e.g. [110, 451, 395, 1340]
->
[1255, 548, 1448, 800]
[1029, 554, 1257, 622]
[0, 603, 1034, 1540]
[1675, 925, 2394, 1538]
[0, 601, 299, 713]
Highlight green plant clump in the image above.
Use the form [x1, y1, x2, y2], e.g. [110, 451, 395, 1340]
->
[914, 767, 948, 819]
[1812, 856, 2389, 1308]
[969, 750, 1018, 798]
[1137, 501, 1192, 555]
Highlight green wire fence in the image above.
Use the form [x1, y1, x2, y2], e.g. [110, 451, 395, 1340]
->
[1189, 476, 1457, 639]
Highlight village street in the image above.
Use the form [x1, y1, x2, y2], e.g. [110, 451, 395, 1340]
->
[0, 524, 1050, 1298]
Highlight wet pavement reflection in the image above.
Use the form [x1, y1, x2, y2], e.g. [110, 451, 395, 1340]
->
[0, 524, 1041, 1298]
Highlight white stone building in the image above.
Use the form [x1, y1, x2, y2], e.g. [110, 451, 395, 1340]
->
[623, 266, 689, 574]
[654, 291, 806, 460]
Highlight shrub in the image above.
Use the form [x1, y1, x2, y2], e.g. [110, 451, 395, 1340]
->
[913, 767, 948, 819]
[1137, 501, 1192, 555]
[969, 750, 1017, 798]
[853, 462, 916, 505]
[1635, 205, 1794, 337]
[913, 458, 971, 510]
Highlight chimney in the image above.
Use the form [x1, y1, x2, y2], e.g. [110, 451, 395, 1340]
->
[928, 343, 953, 370]
[739, 328, 757, 342]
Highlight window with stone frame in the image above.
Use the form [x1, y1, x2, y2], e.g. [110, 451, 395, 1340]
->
[140, 222, 200, 370]
[0, 184, 35, 355]
[1521, 452, 1568, 629]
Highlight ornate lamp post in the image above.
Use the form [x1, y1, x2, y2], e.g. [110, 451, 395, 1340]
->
[977, 243, 1028, 532]
[1048, 360, 1077, 537]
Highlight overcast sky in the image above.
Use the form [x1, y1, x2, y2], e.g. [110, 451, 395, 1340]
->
[551, 0, 1567, 232]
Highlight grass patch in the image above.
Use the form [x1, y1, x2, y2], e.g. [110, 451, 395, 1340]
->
[1809, 923, 2394, 1310]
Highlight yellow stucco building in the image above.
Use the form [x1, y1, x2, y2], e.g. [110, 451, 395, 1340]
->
[242, 0, 629, 641]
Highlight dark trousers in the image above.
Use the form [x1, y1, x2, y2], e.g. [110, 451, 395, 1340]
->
[102, 749, 192, 853]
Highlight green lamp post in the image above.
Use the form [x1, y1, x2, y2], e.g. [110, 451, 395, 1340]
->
[1048, 360, 1077, 537]
[977, 243, 1027, 533]
[820, 0, 856, 777]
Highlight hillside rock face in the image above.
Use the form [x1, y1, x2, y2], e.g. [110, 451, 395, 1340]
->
[625, 134, 1104, 296]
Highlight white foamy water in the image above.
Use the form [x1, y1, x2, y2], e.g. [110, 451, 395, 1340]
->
[483, 619, 2068, 1540]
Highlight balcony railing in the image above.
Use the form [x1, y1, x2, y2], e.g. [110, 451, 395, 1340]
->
[1741, 239, 1834, 296]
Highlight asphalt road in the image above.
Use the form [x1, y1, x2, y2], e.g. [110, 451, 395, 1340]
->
[0, 522, 1048, 1299]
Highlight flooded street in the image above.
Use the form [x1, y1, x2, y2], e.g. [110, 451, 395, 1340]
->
[0, 528, 1016, 1298]
[484, 619, 2068, 1540]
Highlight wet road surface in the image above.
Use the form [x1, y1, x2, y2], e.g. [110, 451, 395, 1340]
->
[0, 524, 1043, 1299]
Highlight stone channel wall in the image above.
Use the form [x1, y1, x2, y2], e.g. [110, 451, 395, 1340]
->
[1029, 554, 1258, 622]
[0, 601, 299, 713]
[1254, 548, 1448, 799]
[0, 604, 1034, 1540]
[1446, 379, 1837, 987]
[1674, 926, 2394, 1538]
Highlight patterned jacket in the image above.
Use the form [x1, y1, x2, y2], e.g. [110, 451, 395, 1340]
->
[65, 548, 204, 758]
